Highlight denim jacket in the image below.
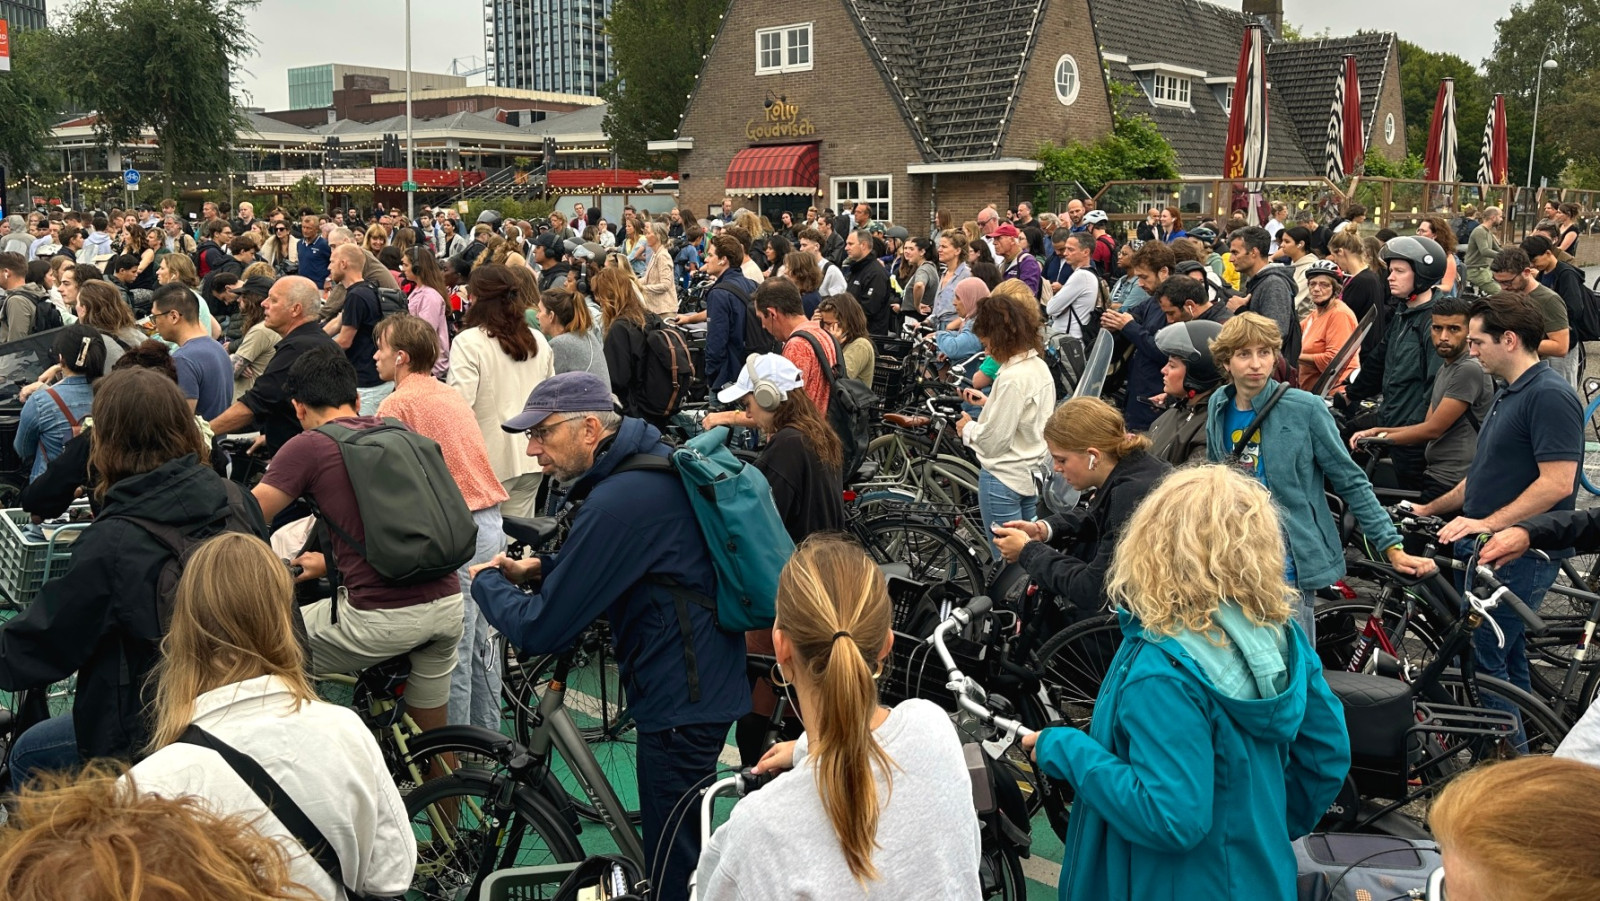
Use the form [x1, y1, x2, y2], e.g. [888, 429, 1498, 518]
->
[16, 375, 93, 481]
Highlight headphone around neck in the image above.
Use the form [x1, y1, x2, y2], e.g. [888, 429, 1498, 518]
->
[746, 354, 786, 411]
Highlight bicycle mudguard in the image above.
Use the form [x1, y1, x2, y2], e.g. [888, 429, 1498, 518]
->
[402, 724, 515, 763]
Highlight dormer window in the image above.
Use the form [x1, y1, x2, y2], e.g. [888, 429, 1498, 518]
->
[1129, 63, 1207, 109]
[1153, 73, 1191, 106]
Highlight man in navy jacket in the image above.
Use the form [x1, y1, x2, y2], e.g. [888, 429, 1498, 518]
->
[471, 372, 746, 901]
[701, 235, 757, 391]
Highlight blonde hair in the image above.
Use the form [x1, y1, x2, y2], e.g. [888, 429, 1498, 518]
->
[774, 535, 894, 883]
[1210, 311, 1283, 375]
[1043, 397, 1151, 461]
[1429, 757, 1600, 901]
[147, 533, 316, 751]
[1105, 465, 1294, 638]
[0, 762, 315, 901]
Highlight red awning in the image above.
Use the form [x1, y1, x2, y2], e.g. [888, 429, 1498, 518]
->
[374, 168, 486, 189]
[546, 169, 670, 191]
[725, 144, 819, 195]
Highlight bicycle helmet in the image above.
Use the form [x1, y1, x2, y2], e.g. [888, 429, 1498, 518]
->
[1304, 258, 1344, 285]
[1378, 235, 1446, 295]
[475, 209, 503, 228]
[1154, 319, 1225, 393]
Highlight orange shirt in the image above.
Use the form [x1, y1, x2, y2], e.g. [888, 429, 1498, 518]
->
[781, 319, 838, 415]
[1299, 298, 1360, 392]
[378, 373, 510, 512]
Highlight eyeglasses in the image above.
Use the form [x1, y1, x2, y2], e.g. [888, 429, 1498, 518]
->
[524, 414, 583, 442]
[274, 227, 288, 233]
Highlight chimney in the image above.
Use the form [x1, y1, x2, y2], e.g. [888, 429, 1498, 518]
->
[1243, 0, 1282, 39]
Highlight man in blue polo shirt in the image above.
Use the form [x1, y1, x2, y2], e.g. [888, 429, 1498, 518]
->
[1417, 291, 1583, 711]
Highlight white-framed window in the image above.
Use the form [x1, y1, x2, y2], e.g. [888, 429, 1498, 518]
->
[1222, 84, 1235, 113]
[831, 176, 892, 221]
[1152, 72, 1191, 107]
[756, 23, 812, 75]
[1054, 54, 1080, 106]
[1384, 113, 1396, 145]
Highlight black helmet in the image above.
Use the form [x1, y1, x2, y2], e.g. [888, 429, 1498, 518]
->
[1155, 319, 1225, 394]
[475, 209, 503, 228]
[1378, 235, 1447, 295]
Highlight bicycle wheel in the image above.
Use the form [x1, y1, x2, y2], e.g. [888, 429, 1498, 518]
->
[405, 769, 584, 901]
[1312, 597, 1445, 676]
[1034, 613, 1122, 731]
[979, 844, 1027, 900]
[857, 516, 987, 597]
[864, 432, 930, 485]
[1438, 668, 1569, 756]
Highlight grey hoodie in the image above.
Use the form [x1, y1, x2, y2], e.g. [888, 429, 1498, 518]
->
[0, 217, 30, 256]
[77, 228, 114, 263]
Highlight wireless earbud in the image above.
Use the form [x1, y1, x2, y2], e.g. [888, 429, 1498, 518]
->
[1088, 454, 1098, 470]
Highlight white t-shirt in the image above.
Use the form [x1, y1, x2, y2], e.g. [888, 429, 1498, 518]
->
[820, 259, 848, 297]
[697, 699, 981, 900]
[1046, 266, 1101, 337]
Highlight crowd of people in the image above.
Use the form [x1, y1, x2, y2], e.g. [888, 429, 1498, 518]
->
[0, 189, 1596, 901]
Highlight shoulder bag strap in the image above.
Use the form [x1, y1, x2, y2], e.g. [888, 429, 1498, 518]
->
[176, 725, 354, 893]
[43, 387, 79, 431]
[1230, 383, 1291, 459]
[794, 330, 839, 387]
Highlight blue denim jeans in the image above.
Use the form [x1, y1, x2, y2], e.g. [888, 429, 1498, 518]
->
[1454, 539, 1558, 746]
[1296, 588, 1318, 644]
[450, 505, 506, 731]
[978, 470, 1037, 560]
[10, 715, 80, 788]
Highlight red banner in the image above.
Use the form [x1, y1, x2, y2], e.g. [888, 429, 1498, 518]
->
[373, 168, 486, 189]
[0, 20, 12, 73]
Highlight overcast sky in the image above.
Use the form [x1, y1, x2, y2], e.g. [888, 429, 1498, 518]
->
[234, 0, 1504, 111]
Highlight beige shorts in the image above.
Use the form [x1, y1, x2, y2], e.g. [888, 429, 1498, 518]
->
[302, 588, 464, 709]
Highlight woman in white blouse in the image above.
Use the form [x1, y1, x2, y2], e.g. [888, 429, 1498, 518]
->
[130, 532, 414, 901]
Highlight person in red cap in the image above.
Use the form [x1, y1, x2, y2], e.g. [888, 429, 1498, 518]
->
[992, 223, 1043, 296]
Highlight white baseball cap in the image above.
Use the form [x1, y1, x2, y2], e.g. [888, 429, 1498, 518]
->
[717, 353, 804, 404]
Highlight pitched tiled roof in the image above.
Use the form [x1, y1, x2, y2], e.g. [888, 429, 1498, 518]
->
[1265, 33, 1396, 172]
[1088, 0, 1316, 176]
[843, 0, 1050, 162]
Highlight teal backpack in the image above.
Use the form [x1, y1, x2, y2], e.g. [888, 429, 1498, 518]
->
[611, 426, 795, 633]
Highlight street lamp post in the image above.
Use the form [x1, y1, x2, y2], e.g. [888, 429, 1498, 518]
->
[405, 0, 416, 222]
[1527, 43, 1558, 190]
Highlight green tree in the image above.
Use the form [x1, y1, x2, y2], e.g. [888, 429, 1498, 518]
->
[1485, 0, 1600, 186]
[0, 31, 61, 181]
[600, 0, 723, 168]
[288, 175, 323, 212]
[43, 0, 258, 194]
[1032, 83, 1179, 208]
[1396, 40, 1488, 179]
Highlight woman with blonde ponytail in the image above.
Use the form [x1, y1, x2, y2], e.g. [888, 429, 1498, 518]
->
[697, 536, 980, 899]
[129, 533, 414, 901]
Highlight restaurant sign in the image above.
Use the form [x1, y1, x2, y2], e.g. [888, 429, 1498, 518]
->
[746, 98, 815, 141]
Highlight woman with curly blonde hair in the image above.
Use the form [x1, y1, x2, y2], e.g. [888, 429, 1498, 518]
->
[1023, 464, 1350, 901]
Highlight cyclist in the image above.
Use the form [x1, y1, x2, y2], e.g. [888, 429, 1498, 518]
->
[1428, 757, 1600, 900]
[1414, 293, 1582, 705]
[993, 397, 1169, 632]
[129, 533, 413, 900]
[698, 536, 980, 898]
[0, 369, 265, 783]
[0, 763, 310, 901]
[704, 353, 846, 764]
[250, 347, 464, 739]
[1206, 313, 1434, 640]
[470, 371, 746, 901]
[1023, 465, 1349, 900]
[1296, 260, 1359, 391]
[1146, 319, 1224, 466]
[954, 284, 1056, 556]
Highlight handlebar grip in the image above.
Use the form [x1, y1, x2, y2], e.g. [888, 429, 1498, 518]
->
[964, 596, 993, 617]
[739, 766, 777, 794]
[1475, 566, 1549, 637]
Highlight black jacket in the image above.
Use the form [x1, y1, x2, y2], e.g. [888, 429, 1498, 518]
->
[1146, 388, 1216, 467]
[845, 255, 894, 335]
[1015, 450, 1170, 619]
[0, 456, 266, 760]
[1518, 507, 1600, 556]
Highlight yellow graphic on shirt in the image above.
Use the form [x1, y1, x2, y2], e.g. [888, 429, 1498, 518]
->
[1229, 426, 1263, 474]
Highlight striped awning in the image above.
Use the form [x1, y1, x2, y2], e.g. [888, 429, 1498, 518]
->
[725, 143, 819, 195]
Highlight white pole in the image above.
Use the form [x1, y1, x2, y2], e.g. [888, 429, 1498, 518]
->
[405, 0, 416, 222]
[1527, 65, 1543, 190]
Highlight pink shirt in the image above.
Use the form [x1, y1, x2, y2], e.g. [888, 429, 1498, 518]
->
[378, 374, 509, 512]
[782, 319, 838, 415]
[406, 285, 452, 377]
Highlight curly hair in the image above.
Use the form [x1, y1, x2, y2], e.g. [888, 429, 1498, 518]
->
[1210, 311, 1283, 374]
[0, 762, 315, 901]
[973, 278, 1044, 360]
[1106, 465, 1294, 638]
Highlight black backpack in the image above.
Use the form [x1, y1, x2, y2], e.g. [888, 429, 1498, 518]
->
[365, 279, 408, 317]
[721, 279, 779, 356]
[1558, 267, 1600, 342]
[634, 315, 695, 419]
[2, 288, 63, 336]
[794, 330, 877, 480]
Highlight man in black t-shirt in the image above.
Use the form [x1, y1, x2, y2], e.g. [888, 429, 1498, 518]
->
[209, 275, 340, 454]
[327, 243, 389, 414]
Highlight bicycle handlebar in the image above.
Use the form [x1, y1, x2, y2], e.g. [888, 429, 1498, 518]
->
[1466, 564, 1550, 637]
[929, 599, 1031, 740]
[698, 768, 775, 847]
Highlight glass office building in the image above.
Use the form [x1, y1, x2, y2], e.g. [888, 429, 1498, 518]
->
[0, 0, 49, 33]
[485, 0, 613, 97]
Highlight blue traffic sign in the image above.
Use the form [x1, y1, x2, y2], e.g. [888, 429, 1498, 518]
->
[123, 169, 140, 187]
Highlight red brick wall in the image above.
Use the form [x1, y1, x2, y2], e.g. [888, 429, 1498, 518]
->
[1370, 48, 1407, 163]
[1001, 0, 1115, 156]
[675, 2, 928, 225]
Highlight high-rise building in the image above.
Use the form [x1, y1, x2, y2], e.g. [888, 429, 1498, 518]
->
[287, 64, 466, 110]
[484, 0, 613, 97]
[0, 0, 49, 33]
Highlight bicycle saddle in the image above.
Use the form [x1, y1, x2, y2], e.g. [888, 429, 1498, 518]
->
[881, 413, 930, 429]
[503, 515, 560, 547]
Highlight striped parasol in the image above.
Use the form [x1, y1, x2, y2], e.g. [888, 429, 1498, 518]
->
[1423, 78, 1458, 183]
[1477, 93, 1508, 187]
[1324, 55, 1363, 182]
[1223, 24, 1269, 224]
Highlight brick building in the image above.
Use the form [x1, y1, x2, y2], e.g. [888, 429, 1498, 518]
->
[657, 0, 1115, 231]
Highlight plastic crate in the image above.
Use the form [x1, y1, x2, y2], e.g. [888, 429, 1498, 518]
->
[0, 509, 89, 608]
[476, 862, 593, 900]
